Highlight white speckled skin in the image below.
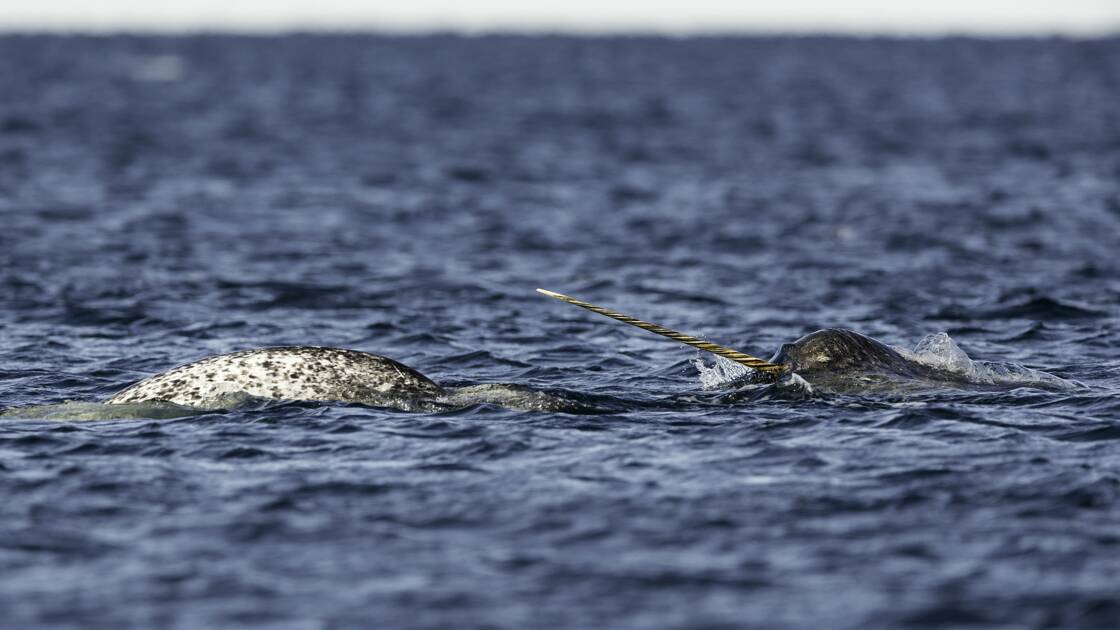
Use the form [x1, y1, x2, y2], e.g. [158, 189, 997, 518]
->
[106, 347, 443, 409]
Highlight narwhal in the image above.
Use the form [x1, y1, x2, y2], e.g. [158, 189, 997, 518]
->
[100, 289, 1070, 410]
[533, 289, 948, 389]
[533, 289, 1074, 393]
[105, 346, 444, 408]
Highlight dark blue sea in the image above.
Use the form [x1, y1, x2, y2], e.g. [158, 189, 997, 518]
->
[1, 34, 1119, 628]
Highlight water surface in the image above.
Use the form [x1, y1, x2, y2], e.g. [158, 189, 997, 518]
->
[1, 34, 1119, 628]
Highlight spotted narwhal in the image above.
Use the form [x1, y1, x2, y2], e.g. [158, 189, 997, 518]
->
[102, 344, 585, 413]
[106, 346, 442, 409]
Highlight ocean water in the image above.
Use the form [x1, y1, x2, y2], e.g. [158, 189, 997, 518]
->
[1, 34, 1119, 628]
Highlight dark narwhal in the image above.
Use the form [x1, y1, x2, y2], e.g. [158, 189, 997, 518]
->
[766, 328, 961, 393]
[538, 290, 1070, 393]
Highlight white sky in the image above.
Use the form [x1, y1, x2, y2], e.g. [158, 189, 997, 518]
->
[1, 1, 1118, 34]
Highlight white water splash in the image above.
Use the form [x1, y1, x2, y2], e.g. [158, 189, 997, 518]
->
[897, 332, 1079, 390]
[691, 354, 756, 390]
[782, 373, 815, 394]
[904, 332, 976, 375]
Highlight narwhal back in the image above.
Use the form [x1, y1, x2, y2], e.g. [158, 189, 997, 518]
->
[107, 346, 443, 409]
[771, 329, 934, 379]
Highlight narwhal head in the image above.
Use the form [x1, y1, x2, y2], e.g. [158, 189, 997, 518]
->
[770, 328, 897, 374]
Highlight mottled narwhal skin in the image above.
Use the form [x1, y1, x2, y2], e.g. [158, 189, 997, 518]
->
[769, 328, 952, 392]
[106, 347, 443, 409]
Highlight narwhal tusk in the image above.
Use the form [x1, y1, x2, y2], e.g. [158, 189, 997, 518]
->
[536, 288, 788, 377]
